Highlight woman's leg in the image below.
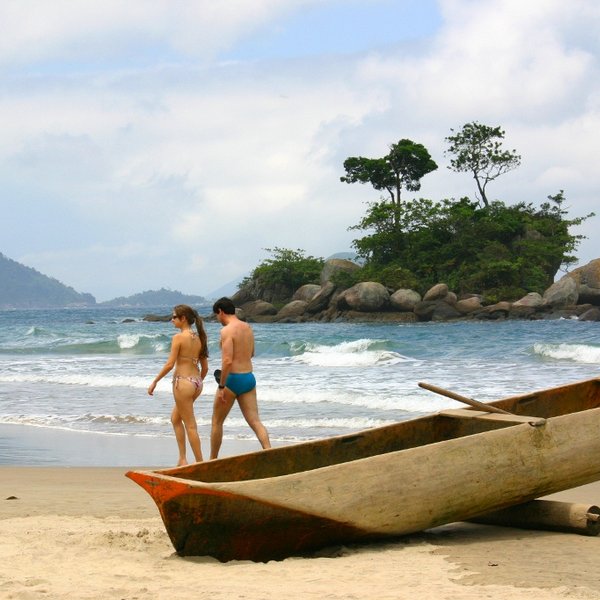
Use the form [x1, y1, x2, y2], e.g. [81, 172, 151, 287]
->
[170, 404, 188, 466]
[173, 381, 204, 463]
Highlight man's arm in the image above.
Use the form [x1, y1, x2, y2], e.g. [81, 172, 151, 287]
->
[217, 328, 234, 396]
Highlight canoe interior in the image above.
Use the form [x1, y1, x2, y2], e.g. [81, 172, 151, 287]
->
[158, 377, 600, 484]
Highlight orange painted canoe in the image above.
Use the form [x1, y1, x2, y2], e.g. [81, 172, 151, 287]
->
[127, 377, 600, 562]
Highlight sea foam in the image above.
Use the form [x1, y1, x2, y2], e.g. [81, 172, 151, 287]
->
[0, 373, 150, 388]
[533, 343, 600, 364]
[290, 338, 411, 367]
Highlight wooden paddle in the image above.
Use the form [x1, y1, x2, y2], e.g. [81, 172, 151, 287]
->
[418, 381, 513, 415]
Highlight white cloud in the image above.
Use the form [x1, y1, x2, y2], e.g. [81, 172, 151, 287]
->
[0, 0, 320, 65]
[2, 0, 600, 300]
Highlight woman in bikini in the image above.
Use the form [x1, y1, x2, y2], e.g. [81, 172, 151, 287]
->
[147, 304, 209, 465]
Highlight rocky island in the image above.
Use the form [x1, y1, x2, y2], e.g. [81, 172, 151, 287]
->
[227, 258, 600, 324]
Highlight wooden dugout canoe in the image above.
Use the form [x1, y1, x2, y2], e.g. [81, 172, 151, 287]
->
[126, 377, 600, 562]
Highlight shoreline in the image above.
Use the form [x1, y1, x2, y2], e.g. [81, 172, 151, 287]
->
[0, 422, 267, 468]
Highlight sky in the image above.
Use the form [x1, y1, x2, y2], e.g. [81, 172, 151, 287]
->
[1, 0, 599, 302]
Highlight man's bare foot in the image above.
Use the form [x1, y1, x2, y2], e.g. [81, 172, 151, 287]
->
[177, 458, 188, 466]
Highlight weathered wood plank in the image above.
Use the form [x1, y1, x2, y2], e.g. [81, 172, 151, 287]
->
[470, 500, 600, 536]
[438, 408, 546, 426]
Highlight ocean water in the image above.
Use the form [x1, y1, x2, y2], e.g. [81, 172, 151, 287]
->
[0, 306, 599, 465]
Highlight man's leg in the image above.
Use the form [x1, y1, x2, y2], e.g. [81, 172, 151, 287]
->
[210, 389, 235, 459]
[238, 388, 271, 450]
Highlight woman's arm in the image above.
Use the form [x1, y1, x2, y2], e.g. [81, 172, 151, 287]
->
[199, 356, 209, 381]
[147, 335, 181, 395]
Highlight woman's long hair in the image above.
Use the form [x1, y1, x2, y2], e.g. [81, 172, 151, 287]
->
[173, 304, 209, 358]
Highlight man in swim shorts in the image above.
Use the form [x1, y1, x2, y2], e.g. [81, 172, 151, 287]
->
[210, 297, 271, 459]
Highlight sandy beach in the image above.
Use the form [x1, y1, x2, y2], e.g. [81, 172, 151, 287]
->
[1, 461, 599, 600]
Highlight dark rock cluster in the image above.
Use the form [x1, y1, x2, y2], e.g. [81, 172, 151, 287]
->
[229, 258, 600, 324]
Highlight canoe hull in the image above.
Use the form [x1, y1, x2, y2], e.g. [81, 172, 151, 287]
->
[127, 378, 600, 561]
[162, 486, 374, 561]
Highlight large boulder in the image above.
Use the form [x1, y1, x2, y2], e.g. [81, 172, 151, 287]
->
[337, 282, 390, 312]
[509, 292, 544, 319]
[455, 296, 482, 314]
[231, 286, 256, 306]
[543, 277, 579, 308]
[474, 301, 512, 320]
[509, 305, 536, 319]
[423, 283, 449, 302]
[240, 300, 277, 318]
[320, 258, 361, 285]
[414, 300, 461, 321]
[513, 292, 543, 307]
[305, 281, 337, 314]
[444, 291, 458, 305]
[431, 302, 462, 321]
[566, 259, 600, 305]
[276, 300, 308, 319]
[233, 278, 294, 305]
[579, 307, 600, 321]
[390, 289, 421, 311]
[293, 284, 321, 303]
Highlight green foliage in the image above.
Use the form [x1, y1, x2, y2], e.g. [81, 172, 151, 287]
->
[240, 248, 324, 303]
[362, 263, 419, 290]
[445, 122, 521, 207]
[329, 269, 361, 290]
[348, 193, 593, 299]
[341, 139, 438, 227]
[330, 262, 418, 291]
[532, 190, 595, 270]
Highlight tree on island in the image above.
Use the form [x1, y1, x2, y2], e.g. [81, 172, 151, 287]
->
[340, 126, 593, 300]
[239, 248, 323, 305]
[340, 139, 438, 227]
[445, 122, 521, 207]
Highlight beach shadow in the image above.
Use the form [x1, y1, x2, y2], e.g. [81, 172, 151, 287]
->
[421, 521, 600, 592]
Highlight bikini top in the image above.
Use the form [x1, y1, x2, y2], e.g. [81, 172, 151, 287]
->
[179, 330, 201, 365]
[179, 355, 200, 365]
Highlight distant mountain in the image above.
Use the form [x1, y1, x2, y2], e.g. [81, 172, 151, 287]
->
[100, 288, 209, 308]
[206, 276, 246, 300]
[0, 252, 96, 309]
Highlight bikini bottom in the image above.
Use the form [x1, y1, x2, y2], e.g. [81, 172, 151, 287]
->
[173, 375, 203, 392]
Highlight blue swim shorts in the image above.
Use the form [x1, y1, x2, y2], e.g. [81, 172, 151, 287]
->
[225, 372, 256, 397]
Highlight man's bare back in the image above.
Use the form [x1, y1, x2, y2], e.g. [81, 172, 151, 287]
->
[221, 317, 254, 373]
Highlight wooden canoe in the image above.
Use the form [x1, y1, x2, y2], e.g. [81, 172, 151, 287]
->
[126, 377, 600, 562]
